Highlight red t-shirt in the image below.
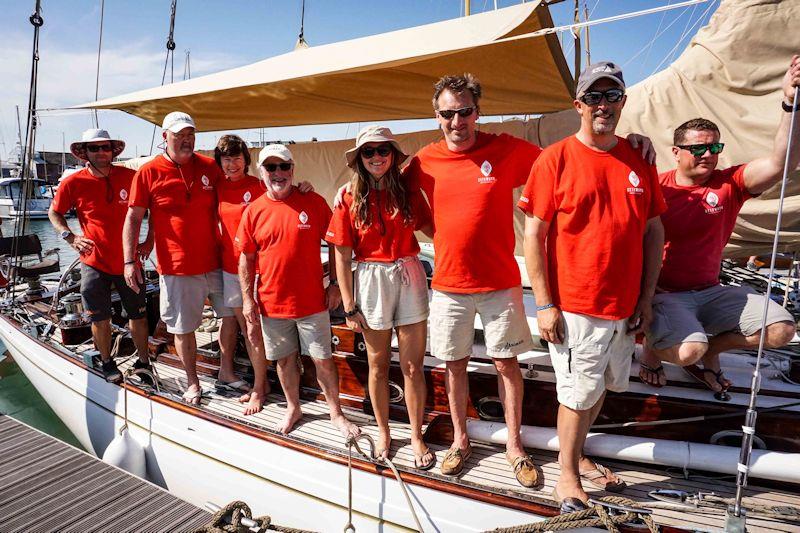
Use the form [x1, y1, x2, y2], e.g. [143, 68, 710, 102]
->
[518, 135, 667, 320]
[217, 175, 264, 274]
[52, 166, 135, 275]
[325, 189, 431, 262]
[235, 189, 331, 318]
[129, 154, 223, 276]
[403, 132, 542, 293]
[658, 165, 751, 292]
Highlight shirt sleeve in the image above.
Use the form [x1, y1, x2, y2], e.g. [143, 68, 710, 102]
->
[646, 164, 668, 218]
[234, 207, 257, 254]
[128, 167, 151, 209]
[729, 164, 755, 201]
[325, 198, 354, 247]
[508, 136, 543, 187]
[410, 189, 432, 230]
[51, 177, 75, 215]
[517, 150, 557, 222]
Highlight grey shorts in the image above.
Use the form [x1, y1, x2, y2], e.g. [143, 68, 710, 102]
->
[355, 257, 429, 330]
[548, 311, 634, 411]
[80, 263, 146, 323]
[430, 286, 533, 361]
[260, 310, 332, 361]
[159, 270, 227, 334]
[222, 270, 243, 310]
[648, 284, 794, 350]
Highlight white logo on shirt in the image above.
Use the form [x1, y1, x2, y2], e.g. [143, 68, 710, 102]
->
[706, 192, 719, 207]
[119, 189, 128, 202]
[481, 160, 493, 176]
[519, 195, 529, 204]
[326, 230, 335, 238]
[626, 171, 644, 195]
[201, 175, 213, 190]
[297, 210, 311, 229]
[243, 191, 252, 204]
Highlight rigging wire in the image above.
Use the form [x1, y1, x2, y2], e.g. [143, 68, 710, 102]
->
[148, 0, 178, 155]
[649, 0, 716, 75]
[92, 0, 105, 128]
[624, 3, 690, 69]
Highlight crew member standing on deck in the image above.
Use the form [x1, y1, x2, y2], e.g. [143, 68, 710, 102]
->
[638, 56, 800, 392]
[123, 112, 226, 405]
[50, 129, 152, 383]
[520, 61, 666, 512]
[236, 144, 360, 439]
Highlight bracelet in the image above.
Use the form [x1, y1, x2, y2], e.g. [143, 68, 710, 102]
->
[344, 305, 361, 318]
[124, 260, 137, 265]
[782, 100, 799, 113]
[329, 279, 339, 287]
[536, 303, 555, 311]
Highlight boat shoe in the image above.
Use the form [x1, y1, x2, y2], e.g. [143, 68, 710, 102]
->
[441, 444, 472, 476]
[101, 359, 122, 383]
[508, 454, 541, 488]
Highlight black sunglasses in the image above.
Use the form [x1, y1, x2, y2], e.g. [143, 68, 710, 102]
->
[360, 144, 393, 159]
[263, 162, 293, 172]
[580, 88, 625, 106]
[437, 106, 476, 120]
[677, 142, 725, 157]
[86, 144, 113, 153]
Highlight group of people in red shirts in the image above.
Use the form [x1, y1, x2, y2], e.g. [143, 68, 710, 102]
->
[51, 54, 800, 513]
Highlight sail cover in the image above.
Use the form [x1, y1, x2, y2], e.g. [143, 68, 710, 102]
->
[74, 2, 574, 130]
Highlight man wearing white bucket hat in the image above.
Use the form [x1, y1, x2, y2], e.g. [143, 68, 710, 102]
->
[123, 111, 226, 405]
[49, 129, 152, 383]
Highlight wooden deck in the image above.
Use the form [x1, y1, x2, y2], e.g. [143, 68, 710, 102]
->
[137, 357, 800, 533]
[0, 414, 210, 533]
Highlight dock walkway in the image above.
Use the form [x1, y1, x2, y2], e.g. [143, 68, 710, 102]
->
[0, 413, 210, 533]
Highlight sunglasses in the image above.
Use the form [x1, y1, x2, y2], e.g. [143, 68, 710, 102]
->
[360, 145, 393, 159]
[86, 144, 113, 153]
[263, 162, 293, 172]
[677, 142, 725, 157]
[580, 88, 625, 106]
[437, 106, 476, 120]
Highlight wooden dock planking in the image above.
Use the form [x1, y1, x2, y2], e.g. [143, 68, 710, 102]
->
[0, 414, 210, 533]
[146, 359, 800, 532]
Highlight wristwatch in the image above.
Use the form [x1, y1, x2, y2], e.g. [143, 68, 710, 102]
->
[60, 230, 73, 241]
[329, 279, 339, 287]
[782, 99, 799, 113]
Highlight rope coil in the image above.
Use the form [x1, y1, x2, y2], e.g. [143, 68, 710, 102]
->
[195, 501, 315, 533]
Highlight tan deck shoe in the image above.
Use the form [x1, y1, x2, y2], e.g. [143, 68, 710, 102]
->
[508, 454, 540, 488]
[441, 444, 472, 476]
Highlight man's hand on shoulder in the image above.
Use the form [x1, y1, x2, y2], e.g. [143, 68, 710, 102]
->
[627, 133, 657, 165]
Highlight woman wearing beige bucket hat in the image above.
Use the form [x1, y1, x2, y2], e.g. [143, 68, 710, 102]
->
[326, 125, 435, 469]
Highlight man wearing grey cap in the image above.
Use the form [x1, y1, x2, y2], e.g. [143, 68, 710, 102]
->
[520, 61, 666, 511]
[123, 111, 227, 405]
[50, 129, 153, 383]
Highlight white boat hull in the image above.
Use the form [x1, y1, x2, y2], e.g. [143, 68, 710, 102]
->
[0, 316, 545, 532]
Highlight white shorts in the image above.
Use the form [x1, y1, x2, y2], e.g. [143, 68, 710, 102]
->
[159, 270, 228, 334]
[355, 257, 429, 330]
[548, 310, 634, 411]
[222, 270, 243, 310]
[261, 310, 332, 361]
[430, 286, 533, 361]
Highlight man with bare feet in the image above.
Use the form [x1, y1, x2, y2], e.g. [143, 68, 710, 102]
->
[521, 61, 665, 512]
[639, 56, 800, 393]
[237, 144, 360, 438]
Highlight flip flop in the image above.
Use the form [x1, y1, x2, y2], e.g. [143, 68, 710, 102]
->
[414, 448, 437, 471]
[638, 361, 666, 388]
[551, 486, 589, 514]
[579, 462, 627, 492]
[215, 379, 250, 393]
[181, 388, 205, 406]
[683, 364, 731, 392]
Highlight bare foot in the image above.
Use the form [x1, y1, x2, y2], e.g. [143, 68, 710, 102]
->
[639, 348, 667, 387]
[700, 353, 732, 390]
[277, 405, 303, 434]
[238, 391, 265, 416]
[411, 437, 434, 469]
[331, 414, 361, 440]
[554, 477, 589, 504]
[182, 384, 202, 406]
[217, 370, 238, 384]
[375, 430, 391, 461]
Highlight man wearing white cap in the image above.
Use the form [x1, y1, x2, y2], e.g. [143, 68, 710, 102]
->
[50, 129, 152, 383]
[123, 111, 226, 405]
[236, 144, 360, 438]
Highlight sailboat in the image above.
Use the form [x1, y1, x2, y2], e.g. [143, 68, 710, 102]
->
[4, 1, 800, 531]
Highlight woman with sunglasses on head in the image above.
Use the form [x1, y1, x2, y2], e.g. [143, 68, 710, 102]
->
[326, 125, 435, 468]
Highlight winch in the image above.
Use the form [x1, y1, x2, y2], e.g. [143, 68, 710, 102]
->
[60, 293, 88, 328]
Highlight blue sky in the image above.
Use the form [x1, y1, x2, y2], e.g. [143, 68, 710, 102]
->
[0, 0, 718, 161]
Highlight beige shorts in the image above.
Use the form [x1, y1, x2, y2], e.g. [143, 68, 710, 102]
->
[159, 270, 228, 334]
[222, 270, 243, 310]
[261, 310, 332, 361]
[430, 286, 533, 361]
[355, 257, 429, 330]
[548, 310, 635, 411]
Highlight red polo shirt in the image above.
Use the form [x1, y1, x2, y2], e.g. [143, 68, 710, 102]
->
[217, 175, 264, 274]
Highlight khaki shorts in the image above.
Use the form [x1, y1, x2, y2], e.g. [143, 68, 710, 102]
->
[548, 311, 634, 411]
[222, 270, 243, 310]
[261, 310, 332, 361]
[430, 286, 533, 361]
[648, 284, 794, 350]
[355, 257, 429, 330]
[159, 270, 228, 334]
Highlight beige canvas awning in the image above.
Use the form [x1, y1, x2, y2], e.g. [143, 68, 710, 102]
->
[75, 2, 574, 130]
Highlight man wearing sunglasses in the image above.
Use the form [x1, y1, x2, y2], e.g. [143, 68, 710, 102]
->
[49, 129, 152, 383]
[123, 111, 227, 405]
[639, 55, 800, 393]
[521, 61, 666, 511]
